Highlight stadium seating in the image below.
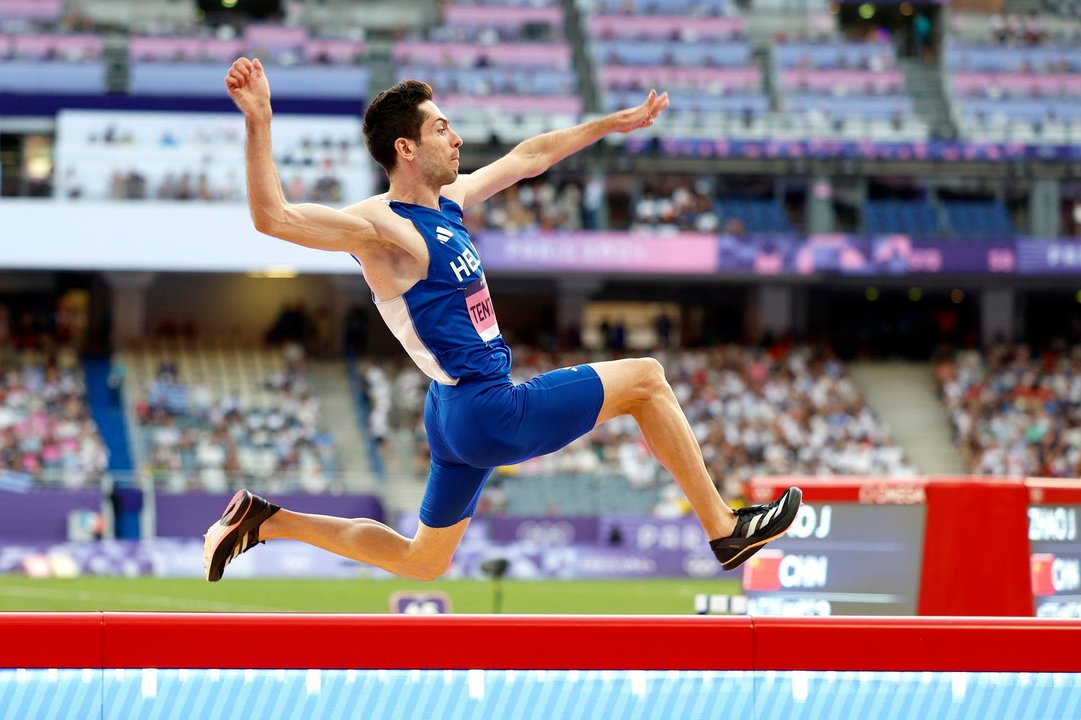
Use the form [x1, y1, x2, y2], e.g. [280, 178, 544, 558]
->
[1043, 0, 1081, 18]
[497, 472, 661, 516]
[864, 200, 940, 237]
[937, 344, 1081, 478]
[393, 0, 579, 142]
[715, 197, 794, 234]
[941, 199, 1016, 238]
[769, 39, 929, 140]
[0, 0, 63, 23]
[862, 197, 1014, 239]
[0, 347, 108, 489]
[584, 5, 771, 143]
[0, 32, 105, 93]
[125, 342, 340, 493]
[946, 41, 1081, 143]
[128, 25, 370, 99]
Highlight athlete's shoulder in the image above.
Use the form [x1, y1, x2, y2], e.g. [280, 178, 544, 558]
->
[342, 194, 423, 250]
[343, 194, 403, 225]
[344, 193, 389, 215]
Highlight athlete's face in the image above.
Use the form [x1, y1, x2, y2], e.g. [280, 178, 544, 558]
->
[415, 101, 462, 186]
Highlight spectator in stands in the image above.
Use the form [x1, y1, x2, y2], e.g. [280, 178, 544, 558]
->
[629, 178, 720, 234]
[937, 343, 1081, 478]
[471, 178, 584, 233]
[0, 348, 108, 487]
[135, 343, 339, 492]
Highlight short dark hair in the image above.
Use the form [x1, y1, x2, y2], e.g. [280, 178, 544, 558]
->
[363, 80, 433, 175]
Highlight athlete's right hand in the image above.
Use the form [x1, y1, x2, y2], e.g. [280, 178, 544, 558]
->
[225, 57, 271, 120]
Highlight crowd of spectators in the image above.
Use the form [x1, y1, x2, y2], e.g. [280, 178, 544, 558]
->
[462, 174, 753, 235]
[457, 172, 796, 236]
[464, 178, 588, 233]
[422, 19, 561, 44]
[936, 343, 1081, 478]
[134, 343, 340, 493]
[629, 179, 724, 234]
[373, 342, 916, 514]
[0, 346, 108, 489]
[987, 13, 1050, 47]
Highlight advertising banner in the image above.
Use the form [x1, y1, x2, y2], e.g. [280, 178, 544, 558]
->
[1029, 504, 1081, 618]
[486, 516, 600, 546]
[718, 234, 1016, 276]
[740, 503, 926, 616]
[476, 232, 718, 274]
[623, 137, 1081, 163]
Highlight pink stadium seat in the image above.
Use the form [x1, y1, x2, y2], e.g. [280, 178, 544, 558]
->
[392, 41, 571, 69]
[303, 39, 367, 64]
[952, 72, 1081, 97]
[129, 36, 246, 63]
[12, 33, 103, 61]
[442, 4, 563, 28]
[439, 93, 582, 114]
[781, 69, 906, 94]
[600, 65, 760, 91]
[243, 24, 309, 50]
[587, 14, 744, 40]
[0, 0, 63, 21]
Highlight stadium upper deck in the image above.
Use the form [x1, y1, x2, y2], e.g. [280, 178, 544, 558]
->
[3, 0, 1077, 148]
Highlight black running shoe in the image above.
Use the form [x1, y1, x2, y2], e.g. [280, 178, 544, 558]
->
[203, 489, 280, 582]
[709, 487, 802, 571]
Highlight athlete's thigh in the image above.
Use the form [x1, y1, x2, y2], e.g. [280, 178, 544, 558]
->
[508, 364, 605, 459]
[419, 455, 494, 528]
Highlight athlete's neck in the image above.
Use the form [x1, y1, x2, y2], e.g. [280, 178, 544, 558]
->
[385, 179, 441, 210]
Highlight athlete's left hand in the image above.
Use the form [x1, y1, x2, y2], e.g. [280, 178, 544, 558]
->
[610, 89, 670, 133]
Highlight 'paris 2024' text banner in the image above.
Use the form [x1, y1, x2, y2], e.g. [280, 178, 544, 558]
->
[477, 232, 1081, 277]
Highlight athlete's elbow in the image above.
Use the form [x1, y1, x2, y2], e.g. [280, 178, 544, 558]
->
[510, 145, 548, 179]
[250, 206, 285, 236]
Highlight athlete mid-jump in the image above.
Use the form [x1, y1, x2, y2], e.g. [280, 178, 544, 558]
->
[204, 57, 801, 582]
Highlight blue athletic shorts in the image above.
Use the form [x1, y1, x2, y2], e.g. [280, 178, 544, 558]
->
[419, 364, 605, 528]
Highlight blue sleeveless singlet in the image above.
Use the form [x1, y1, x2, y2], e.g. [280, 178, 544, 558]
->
[379, 195, 604, 528]
[376, 196, 511, 384]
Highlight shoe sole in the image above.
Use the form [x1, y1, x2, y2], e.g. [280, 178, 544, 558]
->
[722, 488, 803, 571]
[203, 490, 253, 582]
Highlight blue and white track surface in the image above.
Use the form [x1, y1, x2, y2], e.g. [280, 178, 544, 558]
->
[4, 668, 1081, 720]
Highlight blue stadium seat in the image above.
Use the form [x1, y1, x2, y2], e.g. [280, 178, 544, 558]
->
[716, 198, 794, 234]
[942, 200, 1016, 239]
[864, 200, 939, 237]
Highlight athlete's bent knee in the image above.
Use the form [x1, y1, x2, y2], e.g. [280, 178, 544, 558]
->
[405, 557, 451, 582]
[634, 357, 668, 396]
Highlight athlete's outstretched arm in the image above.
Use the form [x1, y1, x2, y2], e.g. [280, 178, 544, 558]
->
[226, 57, 378, 254]
[445, 90, 669, 209]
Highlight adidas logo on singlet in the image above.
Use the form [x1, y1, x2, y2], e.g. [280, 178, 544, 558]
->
[436, 226, 453, 244]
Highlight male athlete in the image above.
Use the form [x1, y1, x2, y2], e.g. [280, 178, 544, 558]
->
[204, 57, 802, 582]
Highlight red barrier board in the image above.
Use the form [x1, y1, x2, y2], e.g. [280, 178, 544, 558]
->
[747, 477, 928, 505]
[102, 613, 756, 670]
[918, 477, 1033, 616]
[3, 613, 1081, 672]
[0, 612, 101, 668]
[753, 616, 1081, 672]
[1027, 477, 1081, 505]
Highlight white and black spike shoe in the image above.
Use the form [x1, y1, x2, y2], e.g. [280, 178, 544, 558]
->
[203, 489, 280, 582]
[709, 487, 802, 571]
